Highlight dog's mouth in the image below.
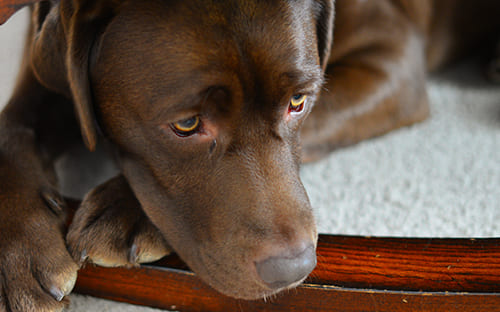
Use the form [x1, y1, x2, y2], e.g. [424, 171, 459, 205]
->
[189, 241, 317, 300]
[133, 186, 319, 300]
[119, 139, 318, 300]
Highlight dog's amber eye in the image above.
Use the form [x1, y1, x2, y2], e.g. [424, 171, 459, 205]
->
[289, 94, 307, 113]
[171, 116, 201, 136]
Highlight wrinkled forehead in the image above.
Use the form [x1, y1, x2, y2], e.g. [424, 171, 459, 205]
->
[94, 0, 319, 84]
[92, 0, 322, 127]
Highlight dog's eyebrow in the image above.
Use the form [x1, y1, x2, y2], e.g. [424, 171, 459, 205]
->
[152, 78, 227, 123]
[280, 68, 325, 91]
[153, 91, 206, 122]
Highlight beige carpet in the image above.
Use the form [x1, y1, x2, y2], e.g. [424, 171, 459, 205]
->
[1, 8, 499, 312]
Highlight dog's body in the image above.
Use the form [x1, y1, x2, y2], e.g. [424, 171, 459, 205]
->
[0, 0, 499, 311]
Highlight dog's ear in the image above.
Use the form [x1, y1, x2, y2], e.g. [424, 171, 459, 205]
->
[59, 1, 119, 151]
[314, 0, 334, 71]
[0, 0, 41, 25]
[31, 1, 119, 151]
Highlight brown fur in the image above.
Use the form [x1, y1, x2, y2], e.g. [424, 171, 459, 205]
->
[0, 0, 499, 310]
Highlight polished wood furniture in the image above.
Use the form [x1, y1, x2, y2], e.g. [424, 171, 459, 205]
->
[0, 0, 31, 24]
[1, 2, 499, 311]
[74, 235, 500, 311]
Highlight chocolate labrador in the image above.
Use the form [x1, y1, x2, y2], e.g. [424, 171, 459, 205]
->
[0, 0, 499, 311]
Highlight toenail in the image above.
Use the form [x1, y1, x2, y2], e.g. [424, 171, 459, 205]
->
[80, 249, 89, 263]
[49, 286, 65, 302]
[40, 187, 67, 216]
[128, 244, 139, 263]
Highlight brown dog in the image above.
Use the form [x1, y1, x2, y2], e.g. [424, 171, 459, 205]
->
[0, 0, 499, 311]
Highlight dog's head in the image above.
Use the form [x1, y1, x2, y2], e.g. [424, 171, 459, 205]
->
[28, 0, 334, 299]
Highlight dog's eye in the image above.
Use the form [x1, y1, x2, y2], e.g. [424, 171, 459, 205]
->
[289, 94, 307, 113]
[171, 116, 201, 136]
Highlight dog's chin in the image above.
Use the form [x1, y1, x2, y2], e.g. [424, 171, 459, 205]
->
[217, 277, 308, 301]
[256, 278, 308, 301]
[180, 248, 307, 301]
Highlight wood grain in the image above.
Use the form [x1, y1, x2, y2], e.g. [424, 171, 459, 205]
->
[2, 2, 499, 310]
[75, 235, 500, 311]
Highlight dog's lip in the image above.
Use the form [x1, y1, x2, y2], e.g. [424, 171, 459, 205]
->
[252, 276, 309, 300]
[189, 246, 279, 299]
[188, 244, 312, 300]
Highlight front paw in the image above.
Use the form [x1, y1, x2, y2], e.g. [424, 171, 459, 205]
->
[67, 175, 171, 268]
[0, 191, 79, 312]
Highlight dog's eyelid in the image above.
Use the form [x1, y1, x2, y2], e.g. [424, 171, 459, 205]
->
[170, 112, 200, 123]
[170, 115, 202, 137]
[280, 68, 324, 91]
[285, 84, 320, 106]
[158, 87, 229, 124]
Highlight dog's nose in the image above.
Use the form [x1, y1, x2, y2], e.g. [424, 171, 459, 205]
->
[255, 244, 316, 289]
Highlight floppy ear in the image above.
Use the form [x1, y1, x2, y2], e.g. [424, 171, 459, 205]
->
[314, 0, 335, 71]
[31, 0, 118, 151]
[59, 1, 120, 151]
[0, 0, 41, 24]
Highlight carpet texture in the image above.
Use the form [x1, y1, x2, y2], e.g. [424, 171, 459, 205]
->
[1, 8, 498, 312]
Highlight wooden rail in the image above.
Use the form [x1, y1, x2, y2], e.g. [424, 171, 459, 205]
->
[0, 0, 37, 24]
[74, 235, 500, 311]
[1, 2, 499, 311]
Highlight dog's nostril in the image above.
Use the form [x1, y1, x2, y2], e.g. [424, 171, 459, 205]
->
[255, 245, 316, 289]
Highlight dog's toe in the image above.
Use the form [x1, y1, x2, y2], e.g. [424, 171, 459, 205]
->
[4, 274, 67, 312]
[0, 241, 78, 312]
[67, 175, 171, 268]
[0, 193, 79, 312]
[128, 227, 171, 264]
[34, 255, 79, 301]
